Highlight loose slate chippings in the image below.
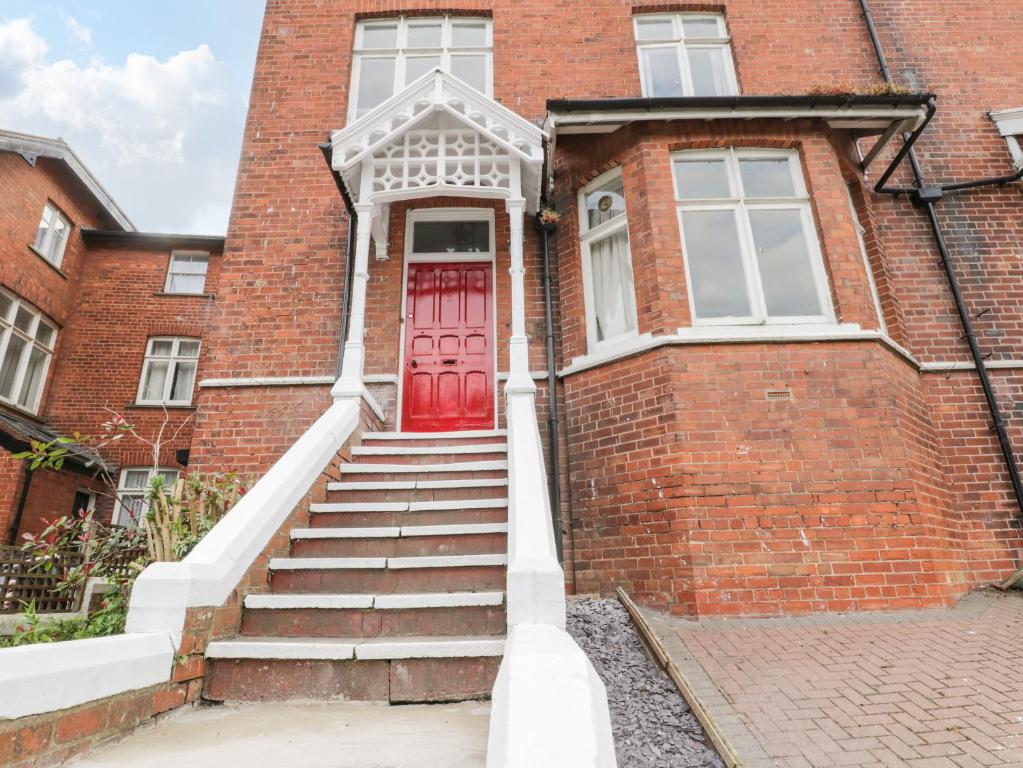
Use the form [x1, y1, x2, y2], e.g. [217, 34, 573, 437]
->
[566, 597, 724, 768]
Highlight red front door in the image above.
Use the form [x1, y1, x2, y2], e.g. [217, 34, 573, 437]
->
[401, 262, 495, 432]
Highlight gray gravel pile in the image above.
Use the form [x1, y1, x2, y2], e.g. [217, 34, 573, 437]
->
[566, 597, 724, 768]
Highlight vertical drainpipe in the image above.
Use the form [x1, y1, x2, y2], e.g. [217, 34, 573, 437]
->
[537, 211, 564, 561]
[858, 0, 1023, 520]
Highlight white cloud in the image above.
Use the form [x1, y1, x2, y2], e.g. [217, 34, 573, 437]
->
[0, 18, 244, 234]
[62, 14, 92, 49]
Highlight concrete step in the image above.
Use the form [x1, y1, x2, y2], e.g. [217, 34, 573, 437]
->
[204, 635, 504, 703]
[290, 524, 508, 558]
[350, 445, 507, 465]
[339, 461, 508, 484]
[308, 498, 508, 528]
[326, 478, 509, 503]
[362, 430, 507, 449]
[240, 591, 506, 638]
[269, 555, 507, 594]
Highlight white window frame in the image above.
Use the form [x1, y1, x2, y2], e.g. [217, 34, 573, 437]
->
[113, 467, 179, 528]
[673, 147, 834, 327]
[991, 108, 1023, 169]
[0, 288, 57, 415]
[845, 183, 887, 334]
[32, 202, 71, 268]
[349, 15, 494, 123]
[164, 251, 210, 294]
[633, 13, 738, 98]
[136, 336, 200, 406]
[577, 167, 640, 353]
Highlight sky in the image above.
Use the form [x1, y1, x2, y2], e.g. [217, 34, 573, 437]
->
[0, 2, 266, 235]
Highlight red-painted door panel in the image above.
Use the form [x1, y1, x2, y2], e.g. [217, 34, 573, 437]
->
[402, 262, 495, 432]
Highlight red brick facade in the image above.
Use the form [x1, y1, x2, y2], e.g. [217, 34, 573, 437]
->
[4, 0, 1023, 618]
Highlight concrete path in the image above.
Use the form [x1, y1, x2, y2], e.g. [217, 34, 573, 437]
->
[639, 589, 1023, 767]
[73, 701, 490, 767]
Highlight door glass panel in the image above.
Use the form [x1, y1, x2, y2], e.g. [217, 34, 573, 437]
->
[356, 57, 396, 116]
[740, 159, 796, 197]
[412, 221, 489, 253]
[641, 47, 684, 97]
[687, 47, 729, 96]
[681, 209, 751, 318]
[748, 209, 822, 316]
[674, 159, 731, 199]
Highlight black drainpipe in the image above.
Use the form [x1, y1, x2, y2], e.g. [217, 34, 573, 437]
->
[536, 210, 563, 561]
[6, 461, 33, 545]
[859, 0, 1023, 521]
[319, 142, 359, 377]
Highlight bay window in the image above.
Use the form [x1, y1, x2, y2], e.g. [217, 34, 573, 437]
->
[673, 148, 833, 325]
[634, 13, 738, 98]
[0, 289, 56, 414]
[350, 16, 493, 122]
[578, 168, 638, 351]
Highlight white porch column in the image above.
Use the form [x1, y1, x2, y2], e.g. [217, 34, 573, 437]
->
[505, 196, 534, 395]
[332, 201, 375, 400]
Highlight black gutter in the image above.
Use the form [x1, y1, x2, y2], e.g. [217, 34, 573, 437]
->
[319, 142, 359, 377]
[81, 230, 225, 250]
[547, 93, 934, 112]
[535, 212, 563, 561]
[859, 0, 1023, 521]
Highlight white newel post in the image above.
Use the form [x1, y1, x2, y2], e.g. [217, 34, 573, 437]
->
[332, 200, 375, 400]
[505, 196, 533, 396]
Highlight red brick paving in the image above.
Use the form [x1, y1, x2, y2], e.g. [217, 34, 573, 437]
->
[639, 589, 1023, 767]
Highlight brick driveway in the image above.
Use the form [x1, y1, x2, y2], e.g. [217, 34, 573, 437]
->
[638, 589, 1023, 767]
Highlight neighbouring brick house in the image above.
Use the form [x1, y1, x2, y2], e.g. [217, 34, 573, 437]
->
[0, 130, 224, 541]
[4, 0, 1023, 626]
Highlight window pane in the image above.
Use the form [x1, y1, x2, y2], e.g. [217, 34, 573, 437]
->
[142, 361, 169, 401]
[168, 274, 206, 294]
[178, 340, 201, 357]
[150, 339, 174, 356]
[34, 210, 50, 251]
[451, 54, 487, 92]
[123, 470, 150, 489]
[0, 293, 12, 320]
[119, 494, 146, 527]
[17, 346, 47, 409]
[589, 230, 637, 343]
[681, 210, 752, 318]
[688, 47, 730, 96]
[584, 177, 627, 230]
[641, 47, 684, 97]
[674, 159, 731, 199]
[171, 362, 197, 402]
[0, 335, 27, 399]
[34, 322, 55, 348]
[748, 210, 822, 316]
[682, 17, 722, 37]
[362, 23, 398, 48]
[407, 21, 442, 48]
[356, 57, 396, 116]
[406, 55, 442, 84]
[14, 307, 34, 333]
[48, 216, 68, 263]
[451, 21, 487, 47]
[158, 470, 179, 485]
[740, 159, 796, 198]
[172, 255, 208, 274]
[635, 17, 675, 40]
[412, 221, 490, 253]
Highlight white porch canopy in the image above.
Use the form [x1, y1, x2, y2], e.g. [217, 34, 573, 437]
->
[330, 70, 546, 398]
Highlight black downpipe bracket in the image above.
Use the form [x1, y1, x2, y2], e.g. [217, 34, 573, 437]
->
[859, 0, 1023, 520]
[536, 213, 564, 561]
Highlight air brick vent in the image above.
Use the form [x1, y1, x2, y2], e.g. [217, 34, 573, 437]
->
[765, 389, 793, 401]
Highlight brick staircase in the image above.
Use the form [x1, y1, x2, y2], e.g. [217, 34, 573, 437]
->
[203, 429, 509, 703]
